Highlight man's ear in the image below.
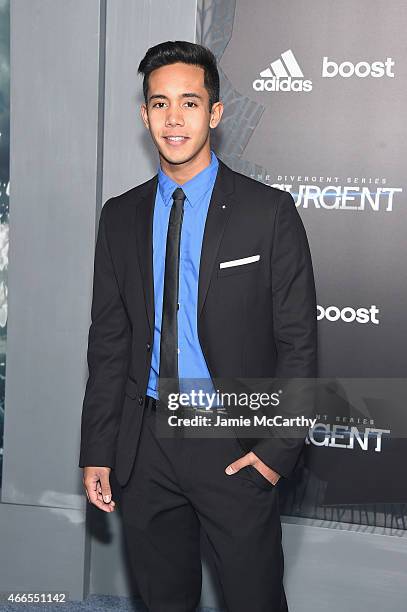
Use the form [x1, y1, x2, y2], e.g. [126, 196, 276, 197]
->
[209, 101, 224, 129]
[140, 104, 149, 129]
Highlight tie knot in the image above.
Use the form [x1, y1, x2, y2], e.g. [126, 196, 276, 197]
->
[172, 187, 186, 202]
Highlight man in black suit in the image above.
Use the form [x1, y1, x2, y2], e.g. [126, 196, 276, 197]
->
[80, 41, 317, 612]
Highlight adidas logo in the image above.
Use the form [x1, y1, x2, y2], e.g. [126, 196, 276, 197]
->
[253, 49, 312, 92]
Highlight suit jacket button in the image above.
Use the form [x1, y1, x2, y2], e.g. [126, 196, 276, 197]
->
[138, 395, 144, 405]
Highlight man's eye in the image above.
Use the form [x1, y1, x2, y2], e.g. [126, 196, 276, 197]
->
[152, 101, 197, 108]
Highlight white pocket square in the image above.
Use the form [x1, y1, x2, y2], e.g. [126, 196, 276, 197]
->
[219, 254, 260, 269]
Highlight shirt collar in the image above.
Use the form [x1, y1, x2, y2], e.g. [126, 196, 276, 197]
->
[157, 150, 219, 208]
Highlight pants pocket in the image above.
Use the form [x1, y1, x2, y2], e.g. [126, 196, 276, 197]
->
[230, 436, 276, 490]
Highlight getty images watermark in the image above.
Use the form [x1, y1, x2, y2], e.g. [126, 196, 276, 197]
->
[164, 390, 317, 429]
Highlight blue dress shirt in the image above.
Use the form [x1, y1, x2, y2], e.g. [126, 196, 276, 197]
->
[146, 150, 220, 408]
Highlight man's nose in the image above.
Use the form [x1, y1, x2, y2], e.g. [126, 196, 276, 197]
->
[165, 109, 184, 126]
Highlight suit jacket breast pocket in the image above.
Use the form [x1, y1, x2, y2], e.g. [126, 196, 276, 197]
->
[217, 254, 261, 278]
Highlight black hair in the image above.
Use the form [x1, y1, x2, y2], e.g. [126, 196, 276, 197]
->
[137, 40, 220, 111]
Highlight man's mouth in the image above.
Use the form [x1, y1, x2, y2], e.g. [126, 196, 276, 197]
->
[163, 136, 190, 146]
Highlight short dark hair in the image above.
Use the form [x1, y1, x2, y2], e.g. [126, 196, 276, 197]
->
[137, 41, 220, 111]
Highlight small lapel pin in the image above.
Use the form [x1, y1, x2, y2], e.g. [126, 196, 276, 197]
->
[221, 204, 227, 209]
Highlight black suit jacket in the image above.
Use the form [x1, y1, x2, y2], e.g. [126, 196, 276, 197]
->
[79, 158, 317, 487]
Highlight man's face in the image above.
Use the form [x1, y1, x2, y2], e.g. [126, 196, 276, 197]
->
[140, 62, 223, 166]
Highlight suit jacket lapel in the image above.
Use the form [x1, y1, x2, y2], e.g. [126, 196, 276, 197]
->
[134, 158, 235, 332]
[135, 174, 158, 333]
[198, 159, 235, 318]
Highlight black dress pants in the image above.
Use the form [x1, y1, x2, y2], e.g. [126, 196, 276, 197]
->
[119, 395, 289, 612]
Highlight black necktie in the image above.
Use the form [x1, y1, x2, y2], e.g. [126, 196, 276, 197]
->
[158, 187, 186, 404]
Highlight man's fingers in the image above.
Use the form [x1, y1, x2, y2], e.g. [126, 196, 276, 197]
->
[251, 454, 281, 485]
[224, 451, 281, 485]
[251, 458, 269, 479]
[85, 485, 114, 512]
[96, 482, 103, 502]
[82, 467, 115, 512]
[99, 472, 112, 503]
[225, 454, 251, 475]
[96, 490, 116, 507]
[254, 462, 277, 483]
[91, 497, 115, 512]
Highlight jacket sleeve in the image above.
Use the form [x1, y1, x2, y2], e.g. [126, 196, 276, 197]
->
[252, 190, 318, 478]
[78, 199, 132, 468]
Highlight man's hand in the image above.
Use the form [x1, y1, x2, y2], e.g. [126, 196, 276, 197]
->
[82, 466, 116, 512]
[225, 451, 281, 485]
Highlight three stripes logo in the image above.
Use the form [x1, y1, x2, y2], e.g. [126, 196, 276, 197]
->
[253, 49, 312, 93]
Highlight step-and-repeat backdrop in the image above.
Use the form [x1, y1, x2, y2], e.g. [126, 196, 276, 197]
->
[197, 0, 407, 530]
